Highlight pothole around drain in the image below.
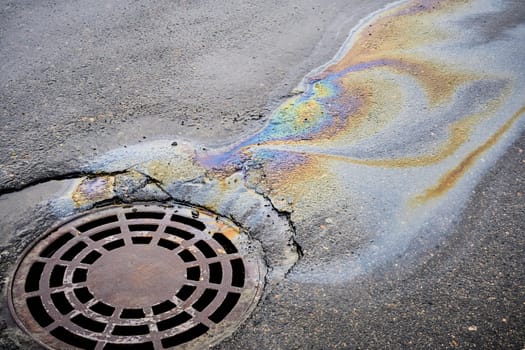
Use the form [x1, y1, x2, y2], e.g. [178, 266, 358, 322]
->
[8, 203, 266, 350]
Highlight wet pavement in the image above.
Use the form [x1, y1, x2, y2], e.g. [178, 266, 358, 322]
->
[1, 0, 524, 349]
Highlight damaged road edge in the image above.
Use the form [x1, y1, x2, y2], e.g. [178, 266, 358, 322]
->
[4, 166, 301, 285]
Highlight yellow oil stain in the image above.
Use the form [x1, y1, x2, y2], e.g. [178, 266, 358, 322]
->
[258, 94, 506, 171]
[389, 59, 473, 107]
[145, 158, 204, 184]
[335, 70, 403, 140]
[324, 1, 474, 106]
[72, 176, 115, 207]
[146, 160, 179, 182]
[250, 71, 398, 148]
[295, 100, 323, 127]
[312, 82, 332, 98]
[412, 105, 525, 204]
[317, 96, 505, 167]
[257, 153, 331, 212]
[215, 220, 240, 240]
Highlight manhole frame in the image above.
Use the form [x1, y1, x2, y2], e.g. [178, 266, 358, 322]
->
[8, 202, 266, 350]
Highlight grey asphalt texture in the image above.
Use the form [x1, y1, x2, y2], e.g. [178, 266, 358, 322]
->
[0, 0, 384, 191]
[1, 0, 524, 349]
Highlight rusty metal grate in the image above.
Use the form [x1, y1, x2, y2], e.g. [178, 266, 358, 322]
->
[9, 204, 265, 349]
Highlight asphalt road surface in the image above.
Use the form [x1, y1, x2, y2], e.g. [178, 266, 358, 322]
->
[1, 0, 524, 349]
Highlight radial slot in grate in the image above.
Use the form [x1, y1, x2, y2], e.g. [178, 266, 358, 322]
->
[9, 203, 265, 349]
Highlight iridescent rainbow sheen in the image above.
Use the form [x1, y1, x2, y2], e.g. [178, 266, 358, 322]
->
[196, 0, 525, 279]
[75, 0, 524, 281]
[200, 0, 524, 209]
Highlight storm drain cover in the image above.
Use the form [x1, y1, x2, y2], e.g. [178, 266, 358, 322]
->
[9, 203, 265, 349]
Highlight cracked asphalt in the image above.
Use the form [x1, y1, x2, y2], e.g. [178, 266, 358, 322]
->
[1, 0, 524, 349]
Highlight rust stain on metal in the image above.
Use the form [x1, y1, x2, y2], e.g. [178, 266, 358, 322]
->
[9, 204, 265, 349]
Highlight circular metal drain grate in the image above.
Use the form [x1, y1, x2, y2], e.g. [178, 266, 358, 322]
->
[9, 204, 265, 349]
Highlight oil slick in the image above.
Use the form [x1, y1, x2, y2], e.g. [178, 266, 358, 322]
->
[201, 0, 525, 281]
[70, 0, 525, 282]
[72, 176, 115, 207]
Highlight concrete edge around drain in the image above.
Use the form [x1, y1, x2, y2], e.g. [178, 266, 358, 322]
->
[57, 170, 299, 287]
[162, 178, 300, 287]
[0, 167, 299, 348]
[6, 203, 268, 350]
[0, 200, 68, 350]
